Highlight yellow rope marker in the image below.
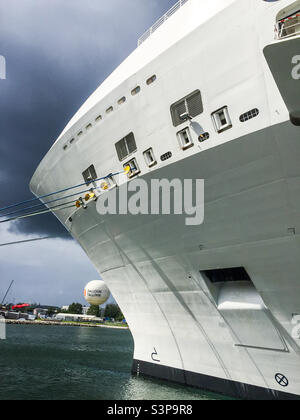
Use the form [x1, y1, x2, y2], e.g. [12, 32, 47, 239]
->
[75, 200, 81, 208]
[101, 182, 109, 191]
[124, 165, 131, 175]
[84, 191, 96, 201]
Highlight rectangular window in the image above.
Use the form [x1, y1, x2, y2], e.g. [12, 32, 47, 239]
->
[177, 127, 193, 150]
[143, 148, 157, 168]
[124, 158, 140, 179]
[212, 107, 232, 133]
[171, 90, 203, 127]
[202, 267, 251, 284]
[115, 132, 137, 161]
[82, 165, 97, 186]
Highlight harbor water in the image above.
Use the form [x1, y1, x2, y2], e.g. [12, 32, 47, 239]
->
[0, 324, 230, 400]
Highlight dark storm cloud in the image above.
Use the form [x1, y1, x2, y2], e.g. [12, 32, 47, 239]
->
[0, 0, 176, 237]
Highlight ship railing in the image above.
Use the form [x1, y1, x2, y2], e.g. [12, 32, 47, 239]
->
[138, 0, 190, 46]
[276, 13, 300, 39]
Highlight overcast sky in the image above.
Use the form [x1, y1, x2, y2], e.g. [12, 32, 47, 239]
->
[0, 0, 176, 307]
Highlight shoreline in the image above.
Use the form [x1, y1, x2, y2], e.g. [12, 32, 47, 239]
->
[5, 319, 129, 330]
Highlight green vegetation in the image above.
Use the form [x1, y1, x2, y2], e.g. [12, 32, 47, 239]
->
[87, 305, 100, 317]
[46, 307, 58, 317]
[103, 321, 127, 328]
[104, 304, 124, 322]
[67, 303, 83, 314]
[57, 302, 126, 325]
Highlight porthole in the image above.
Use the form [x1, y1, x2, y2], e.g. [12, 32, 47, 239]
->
[146, 75, 157, 85]
[86, 123, 92, 131]
[95, 115, 102, 122]
[131, 86, 141, 96]
[106, 106, 114, 114]
[118, 97, 126, 105]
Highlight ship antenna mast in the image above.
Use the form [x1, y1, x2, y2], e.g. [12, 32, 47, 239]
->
[1, 280, 14, 306]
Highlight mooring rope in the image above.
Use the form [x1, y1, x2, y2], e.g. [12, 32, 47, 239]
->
[0, 203, 75, 225]
[0, 236, 58, 247]
[1, 187, 95, 218]
[0, 169, 125, 214]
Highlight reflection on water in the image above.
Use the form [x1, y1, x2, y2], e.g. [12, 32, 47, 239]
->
[0, 325, 229, 400]
[120, 376, 223, 401]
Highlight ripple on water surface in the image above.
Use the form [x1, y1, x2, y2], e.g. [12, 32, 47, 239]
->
[0, 325, 231, 400]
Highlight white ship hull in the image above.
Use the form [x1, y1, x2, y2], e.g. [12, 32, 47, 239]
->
[30, 0, 300, 399]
